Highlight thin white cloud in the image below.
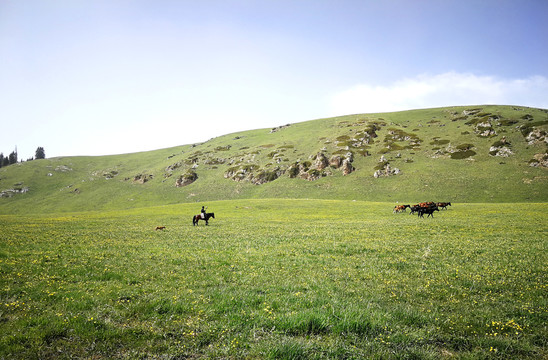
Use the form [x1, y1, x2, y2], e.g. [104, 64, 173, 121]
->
[328, 72, 548, 115]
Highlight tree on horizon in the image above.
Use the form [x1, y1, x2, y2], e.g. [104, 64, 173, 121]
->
[8, 150, 17, 165]
[35, 147, 46, 160]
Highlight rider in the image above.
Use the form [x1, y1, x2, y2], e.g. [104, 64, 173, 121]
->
[201, 206, 206, 219]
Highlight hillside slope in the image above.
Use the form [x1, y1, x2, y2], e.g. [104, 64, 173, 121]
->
[1, 105, 547, 214]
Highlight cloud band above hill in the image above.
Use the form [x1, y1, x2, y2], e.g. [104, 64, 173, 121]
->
[329, 72, 548, 115]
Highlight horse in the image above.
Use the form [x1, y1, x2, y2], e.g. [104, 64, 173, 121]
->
[437, 202, 452, 210]
[409, 205, 421, 215]
[393, 204, 410, 213]
[418, 206, 439, 218]
[193, 212, 215, 226]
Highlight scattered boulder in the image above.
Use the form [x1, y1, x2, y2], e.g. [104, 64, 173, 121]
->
[329, 155, 342, 168]
[175, 170, 198, 187]
[0, 187, 29, 198]
[166, 162, 183, 173]
[529, 152, 548, 168]
[55, 165, 72, 172]
[270, 124, 291, 133]
[341, 159, 354, 176]
[474, 121, 497, 137]
[525, 128, 547, 145]
[463, 108, 482, 116]
[133, 174, 153, 184]
[489, 146, 513, 157]
[91, 169, 118, 179]
[373, 157, 400, 178]
[287, 162, 313, 180]
[251, 168, 284, 185]
[224, 165, 260, 182]
[373, 161, 400, 178]
[305, 169, 324, 181]
[489, 137, 513, 157]
[345, 152, 354, 163]
[225, 165, 283, 184]
[327, 152, 354, 176]
[313, 152, 329, 170]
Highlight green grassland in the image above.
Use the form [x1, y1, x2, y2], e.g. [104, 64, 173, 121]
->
[0, 105, 547, 214]
[1, 200, 546, 359]
[0, 106, 547, 358]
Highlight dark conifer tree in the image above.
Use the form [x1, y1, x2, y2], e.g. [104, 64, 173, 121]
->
[8, 150, 17, 165]
[35, 147, 46, 159]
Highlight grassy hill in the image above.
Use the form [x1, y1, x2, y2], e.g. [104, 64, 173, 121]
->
[1, 105, 547, 214]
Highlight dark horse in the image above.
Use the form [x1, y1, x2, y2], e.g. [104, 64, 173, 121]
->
[193, 212, 215, 226]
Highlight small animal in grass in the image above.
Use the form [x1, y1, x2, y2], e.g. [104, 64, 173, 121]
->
[155, 226, 166, 231]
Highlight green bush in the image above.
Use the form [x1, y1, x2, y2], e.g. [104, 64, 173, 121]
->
[450, 150, 476, 159]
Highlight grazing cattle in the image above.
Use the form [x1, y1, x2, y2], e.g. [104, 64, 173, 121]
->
[418, 206, 439, 218]
[393, 204, 410, 213]
[437, 202, 452, 210]
[155, 226, 166, 231]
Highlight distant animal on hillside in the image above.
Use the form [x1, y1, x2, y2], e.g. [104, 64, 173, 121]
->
[155, 226, 166, 231]
[437, 202, 452, 210]
[193, 212, 215, 226]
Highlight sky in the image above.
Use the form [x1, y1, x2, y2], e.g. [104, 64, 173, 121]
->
[1, 0, 547, 159]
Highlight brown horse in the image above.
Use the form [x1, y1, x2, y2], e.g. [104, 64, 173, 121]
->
[393, 204, 410, 213]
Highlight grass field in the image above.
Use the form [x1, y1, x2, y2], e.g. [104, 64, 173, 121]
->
[0, 199, 546, 359]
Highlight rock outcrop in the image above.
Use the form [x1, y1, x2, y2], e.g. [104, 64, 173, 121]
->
[525, 128, 547, 145]
[489, 137, 514, 157]
[0, 187, 29, 198]
[175, 170, 198, 187]
[224, 151, 355, 184]
[529, 152, 548, 168]
[133, 174, 153, 184]
[373, 156, 400, 178]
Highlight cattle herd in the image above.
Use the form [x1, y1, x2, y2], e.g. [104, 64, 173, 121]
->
[393, 202, 451, 218]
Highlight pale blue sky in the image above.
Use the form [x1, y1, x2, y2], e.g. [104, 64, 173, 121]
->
[1, 0, 547, 159]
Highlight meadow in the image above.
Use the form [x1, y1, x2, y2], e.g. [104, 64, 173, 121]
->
[0, 199, 546, 359]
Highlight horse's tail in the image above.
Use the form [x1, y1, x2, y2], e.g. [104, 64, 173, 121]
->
[192, 215, 196, 225]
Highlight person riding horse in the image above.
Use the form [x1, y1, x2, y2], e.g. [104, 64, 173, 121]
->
[193, 207, 214, 226]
